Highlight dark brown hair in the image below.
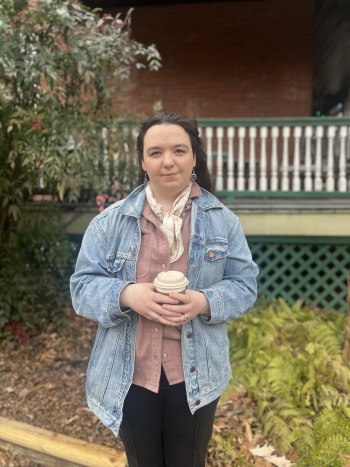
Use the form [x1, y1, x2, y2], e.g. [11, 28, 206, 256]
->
[136, 112, 212, 192]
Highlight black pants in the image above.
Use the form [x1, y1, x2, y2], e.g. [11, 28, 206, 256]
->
[119, 369, 219, 467]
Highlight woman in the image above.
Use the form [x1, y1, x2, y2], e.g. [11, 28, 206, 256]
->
[70, 112, 258, 467]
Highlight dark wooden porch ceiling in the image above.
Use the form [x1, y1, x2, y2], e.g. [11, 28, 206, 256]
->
[83, 0, 258, 7]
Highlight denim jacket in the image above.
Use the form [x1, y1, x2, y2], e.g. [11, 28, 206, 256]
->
[70, 185, 258, 436]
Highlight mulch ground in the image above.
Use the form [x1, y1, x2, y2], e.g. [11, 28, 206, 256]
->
[0, 308, 276, 467]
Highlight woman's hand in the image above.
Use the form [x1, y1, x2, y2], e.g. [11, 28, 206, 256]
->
[120, 283, 185, 327]
[162, 290, 210, 325]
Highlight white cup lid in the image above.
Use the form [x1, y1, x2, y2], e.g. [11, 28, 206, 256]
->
[153, 271, 188, 291]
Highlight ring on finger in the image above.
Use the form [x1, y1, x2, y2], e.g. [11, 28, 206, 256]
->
[183, 313, 188, 323]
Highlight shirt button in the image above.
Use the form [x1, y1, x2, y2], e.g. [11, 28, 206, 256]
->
[163, 353, 167, 358]
[155, 327, 159, 332]
[190, 366, 196, 373]
[162, 264, 166, 269]
[195, 400, 201, 406]
[187, 332, 193, 338]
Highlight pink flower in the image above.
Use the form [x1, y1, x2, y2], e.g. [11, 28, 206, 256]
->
[32, 117, 42, 131]
[96, 193, 109, 212]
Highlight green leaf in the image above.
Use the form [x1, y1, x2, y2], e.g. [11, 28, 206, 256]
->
[8, 203, 20, 221]
[0, 0, 160, 236]
[57, 180, 65, 201]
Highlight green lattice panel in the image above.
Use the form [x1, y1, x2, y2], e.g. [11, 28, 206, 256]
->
[248, 241, 350, 312]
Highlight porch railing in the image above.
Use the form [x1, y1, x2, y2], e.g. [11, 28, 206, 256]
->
[198, 117, 350, 194]
[102, 117, 350, 195]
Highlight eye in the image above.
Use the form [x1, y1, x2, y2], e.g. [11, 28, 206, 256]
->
[175, 148, 185, 154]
[150, 150, 162, 157]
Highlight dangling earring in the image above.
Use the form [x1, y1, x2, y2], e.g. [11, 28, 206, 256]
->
[144, 172, 148, 184]
[191, 169, 197, 182]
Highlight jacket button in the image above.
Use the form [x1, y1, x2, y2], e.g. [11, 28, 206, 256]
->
[190, 366, 196, 373]
[209, 251, 215, 258]
[187, 332, 193, 338]
[195, 400, 201, 406]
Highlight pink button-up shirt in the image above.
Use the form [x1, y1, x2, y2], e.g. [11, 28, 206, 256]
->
[132, 183, 201, 393]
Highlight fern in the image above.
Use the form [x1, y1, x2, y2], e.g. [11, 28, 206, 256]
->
[313, 408, 350, 444]
[261, 410, 292, 454]
[297, 432, 350, 467]
[308, 321, 342, 355]
[289, 425, 314, 453]
[228, 298, 350, 463]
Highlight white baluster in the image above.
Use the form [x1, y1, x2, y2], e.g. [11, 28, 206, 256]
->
[338, 126, 348, 192]
[292, 127, 302, 191]
[259, 127, 268, 191]
[227, 127, 235, 191]
[304, 126, 313, 191]
[131, 127, 138, 165]
[314, 126, 324, 191]
[121, 126, 132, 188]
[216, 127, 224, 190]
[281, 126, 290, 191]
[112, 127, 119, 175]
[205, 127, 213, 175]
[237, 127, 246, 191]
[271, 127, 279, 191]
[326, 126, 336, 192]
[123, 126, 130, 162]
[248, 127, 256, 191]
[102, 127, 110, 184]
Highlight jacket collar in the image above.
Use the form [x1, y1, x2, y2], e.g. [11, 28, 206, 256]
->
[194, 188, 223, 210]
[117, 184, 223, 218]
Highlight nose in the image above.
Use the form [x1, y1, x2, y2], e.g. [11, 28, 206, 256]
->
[163, 152, 174, 167]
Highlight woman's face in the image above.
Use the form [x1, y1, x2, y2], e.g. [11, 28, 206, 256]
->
[141, 124, 196, 199]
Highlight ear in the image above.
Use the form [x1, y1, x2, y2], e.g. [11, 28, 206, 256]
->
[141, 160, 146, 171]
[193, 154, 196, 168]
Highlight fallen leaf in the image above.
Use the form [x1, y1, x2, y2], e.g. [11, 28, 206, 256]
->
[65, 415, 79, 425]
[250, 444, 276, 457]
[244, 419, 253, 442]
[265, 455, 293, 467]
[250, 444, 294, 466]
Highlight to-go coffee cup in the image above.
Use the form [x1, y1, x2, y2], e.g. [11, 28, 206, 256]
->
[153, 271, 189, 295]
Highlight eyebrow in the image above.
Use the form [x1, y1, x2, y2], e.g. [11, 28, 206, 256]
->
[146, 144, 189, 152]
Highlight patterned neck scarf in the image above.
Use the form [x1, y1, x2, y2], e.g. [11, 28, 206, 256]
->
[145, 183, 192, 263]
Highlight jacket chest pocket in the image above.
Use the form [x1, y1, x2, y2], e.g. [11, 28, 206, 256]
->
[204, 242, 228, 262]
[197, 240, 229, 288]
[106, 254, 133, 280]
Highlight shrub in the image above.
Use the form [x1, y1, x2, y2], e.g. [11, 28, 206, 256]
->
[0, 0, 161, 242]
[0, 208, 75, 336]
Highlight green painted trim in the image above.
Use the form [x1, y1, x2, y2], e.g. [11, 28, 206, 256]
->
[68, 234, 84, 242]
[68, 233, 350, 245]
[247, 236, 350, 245]
[215, 190, 350, 199]
[197, 117, 350, 127]
[99, 116, 350, 128]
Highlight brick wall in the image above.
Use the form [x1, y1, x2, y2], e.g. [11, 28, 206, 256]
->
[109, 0, 314, 119]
